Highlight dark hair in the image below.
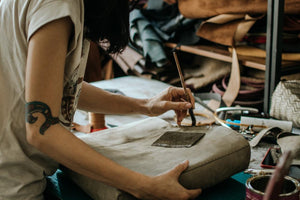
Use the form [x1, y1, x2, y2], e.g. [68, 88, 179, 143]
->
[83, 0, 130, 54]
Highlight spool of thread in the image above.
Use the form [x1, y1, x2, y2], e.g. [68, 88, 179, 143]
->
[89, 112, 106, 130]
[245, 175, 299, 200]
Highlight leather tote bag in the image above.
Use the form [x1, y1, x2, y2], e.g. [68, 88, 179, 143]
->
[65, 117, 250, 200]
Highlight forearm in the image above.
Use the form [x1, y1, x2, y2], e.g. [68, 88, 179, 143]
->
[78, 81, 150, 115]
[30, 124, 149, 196]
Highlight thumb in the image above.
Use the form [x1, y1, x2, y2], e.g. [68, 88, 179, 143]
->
[171, 161, 203, 199]
[188, 188, 202, 199]
[169, 160, 189, 178]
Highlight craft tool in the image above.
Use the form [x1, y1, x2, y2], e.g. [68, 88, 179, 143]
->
[194, 96, 231, 129]
[172, 51, 196, 126]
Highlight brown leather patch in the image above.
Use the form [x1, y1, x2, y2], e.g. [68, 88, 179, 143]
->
[152, 131, 205, 148]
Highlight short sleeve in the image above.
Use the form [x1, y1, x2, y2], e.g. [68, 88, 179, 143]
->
[26, 0, 83, 53]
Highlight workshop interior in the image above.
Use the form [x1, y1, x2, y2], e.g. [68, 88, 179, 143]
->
[50, 0, 300, 199]
[2, 0, 300, 199]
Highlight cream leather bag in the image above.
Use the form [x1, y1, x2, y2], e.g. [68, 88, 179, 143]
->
[270, 80, 300, 128]
[66, 117, 250, 200]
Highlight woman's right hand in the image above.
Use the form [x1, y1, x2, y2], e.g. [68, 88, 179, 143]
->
[134, 160, 202, 200]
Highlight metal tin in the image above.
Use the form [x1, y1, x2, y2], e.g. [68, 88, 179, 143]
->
[245, 175, 300, 200]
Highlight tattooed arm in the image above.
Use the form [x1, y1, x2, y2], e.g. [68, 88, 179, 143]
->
[25, 101, 59, 135]
[25, 17, 201, 200]
[78, 82, 193, 123]
[25, 17, 147, 197]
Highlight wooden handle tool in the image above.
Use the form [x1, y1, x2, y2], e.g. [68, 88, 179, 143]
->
[173, 51, 196, 126]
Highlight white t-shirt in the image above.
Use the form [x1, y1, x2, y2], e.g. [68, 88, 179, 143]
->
[0, 0, 89, 199]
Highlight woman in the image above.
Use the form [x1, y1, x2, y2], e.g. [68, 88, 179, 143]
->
[0, 0, 201, 199]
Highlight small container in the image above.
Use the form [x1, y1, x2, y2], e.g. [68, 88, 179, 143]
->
[245, 175, 300, 200]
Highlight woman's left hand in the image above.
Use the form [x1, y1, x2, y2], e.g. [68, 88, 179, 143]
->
[146, 87, 194, 125]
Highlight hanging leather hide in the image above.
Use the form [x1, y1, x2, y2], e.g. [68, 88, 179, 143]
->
[178, 0, 300, 19]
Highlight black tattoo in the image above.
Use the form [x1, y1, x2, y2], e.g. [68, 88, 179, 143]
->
[25, 101, 59, 135]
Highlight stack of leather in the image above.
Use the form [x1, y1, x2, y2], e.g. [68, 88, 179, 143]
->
[212, 76, 264, 109]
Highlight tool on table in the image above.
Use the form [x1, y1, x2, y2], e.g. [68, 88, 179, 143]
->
[194, 96, 215, 114]
[172, 50, 196, 126]
[172, 46, 229, 128]
[244, 168, 275, 176]
[194, 96, 231, 129]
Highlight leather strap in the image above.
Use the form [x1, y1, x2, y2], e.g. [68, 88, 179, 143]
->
[212, 76, 264, 106]
[196, 14, 263, 107]
[222, 47, 240, 107]
[249, 127, 282, 147]
[222, 76, 264, 97]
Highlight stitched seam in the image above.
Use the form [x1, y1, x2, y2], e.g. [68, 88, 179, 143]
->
[185, 145, 250, 173]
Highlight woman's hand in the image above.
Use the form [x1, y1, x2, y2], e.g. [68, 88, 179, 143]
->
[145, 86, 195, 125]
[134, 160, 202, 200]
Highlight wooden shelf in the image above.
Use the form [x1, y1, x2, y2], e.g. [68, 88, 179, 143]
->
[165, 43, 299, 72]
[167, 0, 299, 113]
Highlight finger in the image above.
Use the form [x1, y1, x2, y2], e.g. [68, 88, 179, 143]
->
[166, 101, 192, 111]
[169, 87, 186, 98]
[177, 120, 181, 126]
[175, 110, 182, 125]
[176, 109, 187, 124]
[186, 88, 195, 109]
[188, 188, 202, 199]
[169, 160, 189, 178]
[180, 97, 187, 102]
[171, 87, 195, 109]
